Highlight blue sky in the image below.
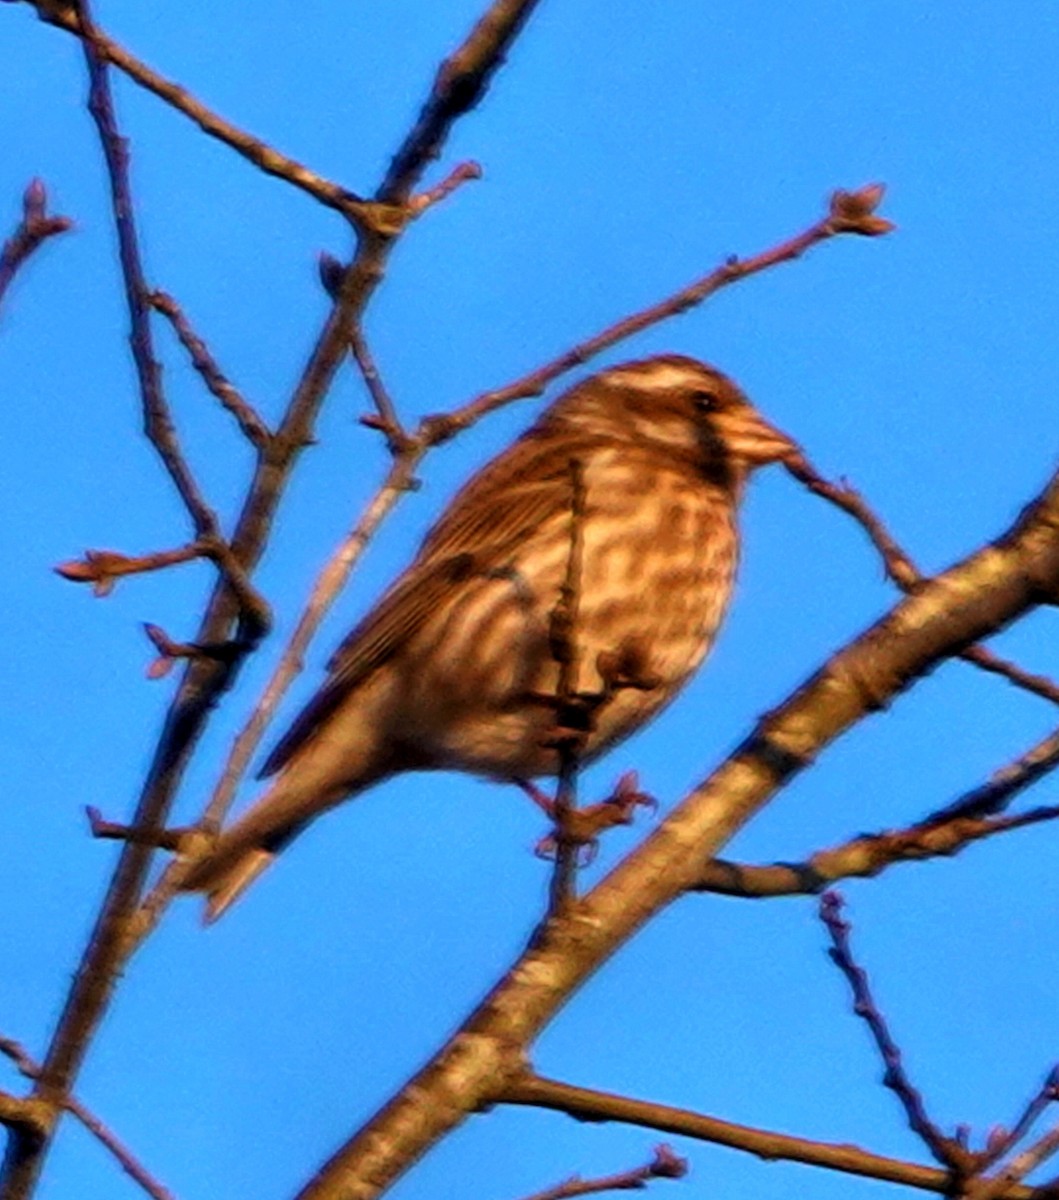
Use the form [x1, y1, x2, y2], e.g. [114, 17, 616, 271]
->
[3, 3, 1059, 1198]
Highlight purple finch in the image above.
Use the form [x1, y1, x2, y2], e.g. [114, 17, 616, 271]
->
[184, 354, 799, 921]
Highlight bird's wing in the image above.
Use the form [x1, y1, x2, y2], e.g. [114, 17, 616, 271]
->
[259, 430, 593, 777]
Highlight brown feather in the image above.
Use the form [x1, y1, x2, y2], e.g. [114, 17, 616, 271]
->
[259, 429, 608, 777]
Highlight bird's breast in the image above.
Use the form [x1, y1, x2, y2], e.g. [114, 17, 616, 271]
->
[392, 455, 740, 781]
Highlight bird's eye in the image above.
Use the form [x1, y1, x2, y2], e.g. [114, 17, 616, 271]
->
[691, 389, 718, 412]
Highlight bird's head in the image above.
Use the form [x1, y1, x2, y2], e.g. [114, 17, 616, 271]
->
[552, 354, 800, 482]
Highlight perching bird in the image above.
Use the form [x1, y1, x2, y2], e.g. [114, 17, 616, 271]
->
[184, 354, 799, 921]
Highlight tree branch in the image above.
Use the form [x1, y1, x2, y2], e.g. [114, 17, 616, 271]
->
[0, 1036, 174, 1200]
[694, 721, 1059, 896]
[0, 9, 546, 1193]
[786, 460, 1059, 707]
[148, 290, 272, 450]
[820, 893, 971, 1172]
[19, 0, 372, 226]
[379, 0, 544, 202]
[513, 1145, 687, 1200]
[417, 184, 893, 447]
[500, 1074, 1034, 1199]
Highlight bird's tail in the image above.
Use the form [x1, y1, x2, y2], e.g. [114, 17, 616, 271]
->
[192, 846, 284, 925]
[181, 765, 362, 924]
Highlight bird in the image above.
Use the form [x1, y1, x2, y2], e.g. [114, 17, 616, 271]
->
[183, 354, 800, 922]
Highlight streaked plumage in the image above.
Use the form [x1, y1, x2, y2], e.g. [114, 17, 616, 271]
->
[184, 355, 799, 921]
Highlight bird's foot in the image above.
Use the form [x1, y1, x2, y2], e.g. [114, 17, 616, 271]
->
[525, 771, 657, 864]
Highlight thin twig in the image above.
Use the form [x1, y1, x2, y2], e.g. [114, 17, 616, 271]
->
[698, 805, 1059, 897]
[695, 724, 1059, 896]
[544, 458, 588, 918]
[418, 184, 894, 446]
[54, 543, 204, 597]
[0, 1037, 176, 1200]
[500, 1074, 1033, 1199]
[379, 0, 544, 202]
[961, 646, 1059, 707]
[148, 291, 271, 450]
[79, 13, 269, 640]
[820, 892, 973, 1174]
[195, 459, 422, 831]
[514, 1146, 687, 1200]
[786, 460, 1059, 708]
[349, 326, 409, 452]
[0, 179, 72, 311]
[22, 1, 373, 227]
[930, 725, 1059, 821]
[85, 806, 188, 851]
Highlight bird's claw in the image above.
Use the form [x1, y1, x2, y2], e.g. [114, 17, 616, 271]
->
[526, 770, 657, 863]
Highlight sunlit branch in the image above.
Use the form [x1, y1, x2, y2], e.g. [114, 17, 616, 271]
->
[500, 1074, 1028, 1199]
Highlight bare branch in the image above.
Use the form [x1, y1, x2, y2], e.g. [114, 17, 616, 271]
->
[820, 893, 972, 1173]
[514, 1145, 687, 1200]
[979, 1067, 1059, 1171]
[19, 1, 371, 226]
[148, 291, 272, 450]
[501, 1074, 1023, 1199]
[85, 806, 188, 852]
[1, 5, 545, 1194]
[0, 1037, 175, 1200]
[379, 0, 544, 202]
[195, 454, 420, 836]
[696, 803, 1059, 898]
[418, 184, 894, 446]
[930, 725, 1059, 821]
[0, 179, 72, 312]
[77, 14, 269, 639]
[786, 459, 1059, 707]
[407, 160, 483, 217]
[349, 326, 409, 453]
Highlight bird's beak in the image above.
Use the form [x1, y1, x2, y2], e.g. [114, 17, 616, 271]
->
[721, 407, 801, 469]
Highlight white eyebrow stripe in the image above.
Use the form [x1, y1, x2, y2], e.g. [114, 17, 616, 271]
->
[604, 362, 708, 390]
